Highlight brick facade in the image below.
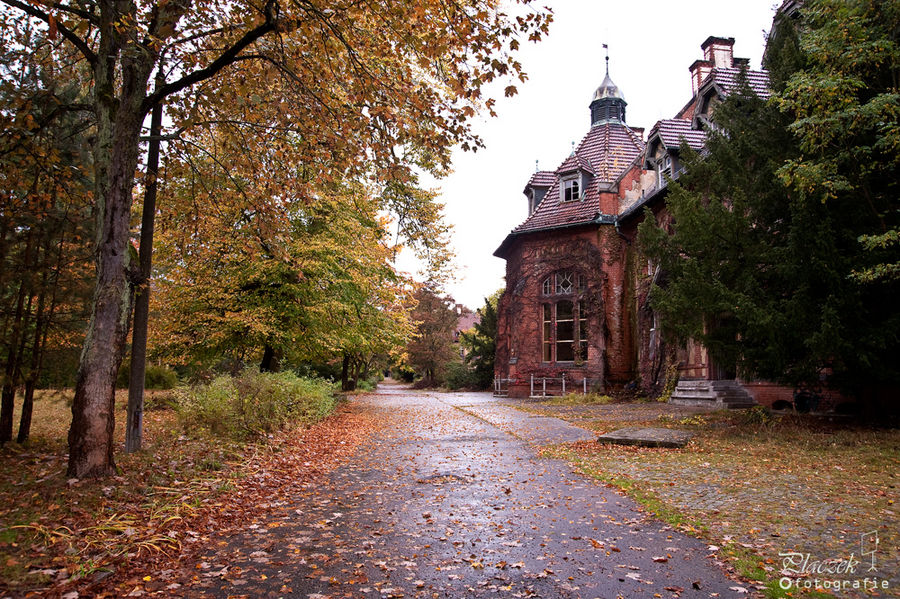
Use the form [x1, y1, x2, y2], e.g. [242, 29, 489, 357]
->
[495, 37, 773, 398]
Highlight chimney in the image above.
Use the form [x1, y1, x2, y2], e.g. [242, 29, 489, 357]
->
[701, 36, 735, 68]
[690, 59, 714, 95]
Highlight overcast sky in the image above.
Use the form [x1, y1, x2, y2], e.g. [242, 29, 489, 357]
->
[402, 0, 782, 309]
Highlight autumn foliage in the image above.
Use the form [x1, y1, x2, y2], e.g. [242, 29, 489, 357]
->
[0, 0, 552, 475]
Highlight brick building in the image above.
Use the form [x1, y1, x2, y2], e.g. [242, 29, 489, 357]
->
[494, 37, 775, 403]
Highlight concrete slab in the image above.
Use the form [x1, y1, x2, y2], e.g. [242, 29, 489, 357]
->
[596, 426, 695, 448]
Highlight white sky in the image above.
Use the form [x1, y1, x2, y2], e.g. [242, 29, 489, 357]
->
[405, 0, 782, 309]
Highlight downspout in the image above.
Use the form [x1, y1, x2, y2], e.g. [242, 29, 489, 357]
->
[614, 216, 630, 242]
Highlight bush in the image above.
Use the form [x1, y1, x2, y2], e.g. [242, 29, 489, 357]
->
[116, 360, 180, 389]
[356, 379, 377, 392]
[444, 361, 484, 390]
[175, 369, 336, 440]
[741, 405, 776, 427]
[392, 365, 416, 383]
[145, 365, 180, 389]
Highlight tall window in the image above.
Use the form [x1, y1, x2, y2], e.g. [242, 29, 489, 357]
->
[540, 270, 589, 364]
[542, 304, 552, 361]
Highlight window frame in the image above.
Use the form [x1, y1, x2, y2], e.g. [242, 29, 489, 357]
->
[657, 155, 672, 188]
[539, 270, 589, 365]
[561, 176, 581, 202]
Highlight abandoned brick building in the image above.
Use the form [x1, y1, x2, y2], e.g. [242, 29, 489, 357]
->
[494, 36, 779, 404]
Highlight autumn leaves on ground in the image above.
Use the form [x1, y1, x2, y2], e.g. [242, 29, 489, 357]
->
[2, 386, 899, 598]
[0, 387, 379, 597]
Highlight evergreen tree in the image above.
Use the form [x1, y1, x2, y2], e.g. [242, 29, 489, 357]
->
[460, 290, 501, 389]
[639, 1, 900, 401]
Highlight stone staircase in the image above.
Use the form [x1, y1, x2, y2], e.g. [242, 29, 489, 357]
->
[668, 379, 756, 409]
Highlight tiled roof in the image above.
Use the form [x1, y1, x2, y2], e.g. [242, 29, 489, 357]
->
[649, 119, 707, 152]
[525, 170, 556, 189]
[556, 153, 595, 175]
[509, 122, 644, 235]
[707, 67, 770, 100]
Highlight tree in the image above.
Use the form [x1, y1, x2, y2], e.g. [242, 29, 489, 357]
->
[778, 0, 899, 286]
[405, 287, 458, 387]
[775, 0, 900, 397]
[0, 0, 551, 476]
[638, 1, 900, 399]
[460, 289, 501, 389]
[0, 29, 94, 443]
[151, 144, 418, 390]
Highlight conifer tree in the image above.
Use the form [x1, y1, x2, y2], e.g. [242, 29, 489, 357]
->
[639, 0, 899, 401]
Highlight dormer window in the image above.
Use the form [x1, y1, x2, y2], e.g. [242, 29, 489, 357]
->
[657, 155, 672, 187]
[562, 177, 580, 202]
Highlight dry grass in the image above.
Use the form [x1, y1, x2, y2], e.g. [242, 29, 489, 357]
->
[0, 389, 244, 594]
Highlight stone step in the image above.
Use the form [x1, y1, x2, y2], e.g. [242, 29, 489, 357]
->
[669, 379, 756, 409]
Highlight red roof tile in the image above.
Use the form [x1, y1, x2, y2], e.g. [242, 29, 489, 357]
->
[556, 153, 596, 176]
[526, 170, 557, 188]
[649, 119, 707, 152]
[706, 67, 770, 99]
[510, 122, 645, 234]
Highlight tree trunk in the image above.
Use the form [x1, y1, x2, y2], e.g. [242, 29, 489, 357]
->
[340, 353, 357, 391]
[0, 280, 27, 444]
[259, 344, 280, 373]
[125, 96, 163, 454]
[0, 231, 34, 444]
[67, 22, 153, 476]
[20, 223, 65, 444]
[17, 265, 49, 444]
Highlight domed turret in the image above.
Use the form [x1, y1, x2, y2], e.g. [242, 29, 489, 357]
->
[592, 73, 625, 103]
[590, 50, 627, 126]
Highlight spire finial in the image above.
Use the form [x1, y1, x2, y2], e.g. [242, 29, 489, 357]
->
[570, 141, 575, 156]
[535, 159, 539, 172]
[603, 43, 609, 76]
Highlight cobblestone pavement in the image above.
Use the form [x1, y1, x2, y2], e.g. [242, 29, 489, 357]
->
[505, 398, 900, 598]
[170, 385, 759, 598]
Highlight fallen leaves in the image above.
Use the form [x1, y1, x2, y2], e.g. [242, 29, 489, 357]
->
[52, 403, 376, 597]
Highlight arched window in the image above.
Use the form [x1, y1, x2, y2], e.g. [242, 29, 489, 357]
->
[540, 270, 589, 364]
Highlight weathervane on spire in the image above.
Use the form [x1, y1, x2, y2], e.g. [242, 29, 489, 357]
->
[603, 43, 609, 75]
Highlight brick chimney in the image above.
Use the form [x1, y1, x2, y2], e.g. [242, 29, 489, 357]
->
[702, 36, 735, 68]
[690, 59, 715, 95]
[691, 36, 736, 95]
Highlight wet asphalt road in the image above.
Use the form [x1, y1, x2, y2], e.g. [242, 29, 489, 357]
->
[186, 385, 752, 598]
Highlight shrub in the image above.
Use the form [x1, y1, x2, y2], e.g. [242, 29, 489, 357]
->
[741, 405, 776, 427]
[175, 369, 336, 440]
[145, 365, 180, 389]
[116, 360, 180, 390]
[444, 362, 484, 390]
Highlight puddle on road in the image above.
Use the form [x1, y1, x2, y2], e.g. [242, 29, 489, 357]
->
[416, 472, 472, 485]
